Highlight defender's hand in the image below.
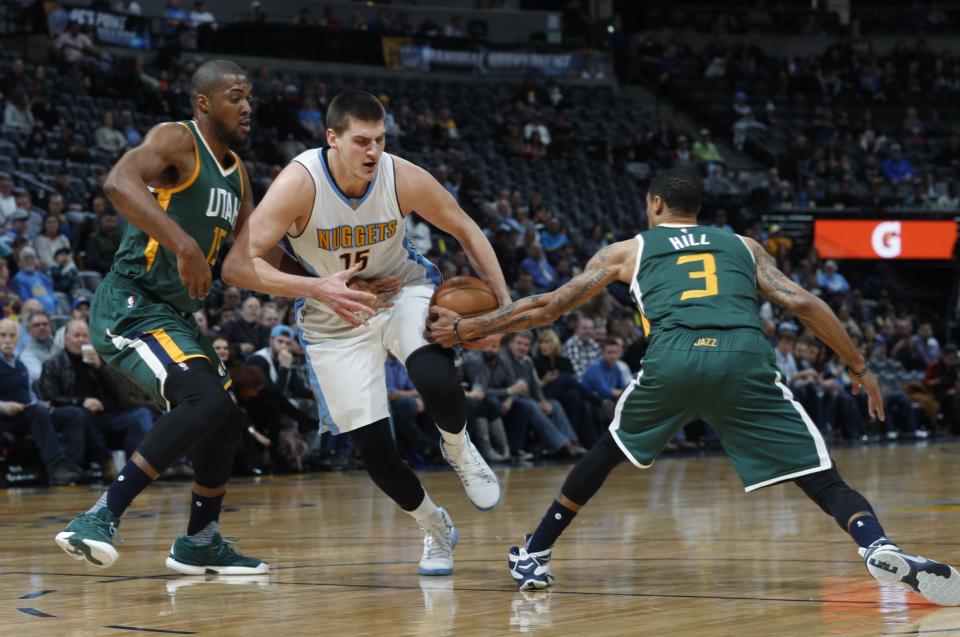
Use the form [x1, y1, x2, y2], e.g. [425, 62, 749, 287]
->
[310, 262, 378, 327]
[425, 305, 461, 348]
[176, 240, 213, 300]
[349, 274, 405, 309]
[851, 370, 885, 422]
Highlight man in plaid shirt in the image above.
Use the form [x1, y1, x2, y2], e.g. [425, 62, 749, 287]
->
[562, 316, 601, 380]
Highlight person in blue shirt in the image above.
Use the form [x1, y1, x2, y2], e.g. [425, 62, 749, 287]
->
[10, 246, 58, 314]
[539, 217, 568, 259]
[581, 339, 627, 401]
[881, 144, 914, 183]
[816, 259, 850, 297]
[520, 244, 557, 291]
[0, 317, 83, 485]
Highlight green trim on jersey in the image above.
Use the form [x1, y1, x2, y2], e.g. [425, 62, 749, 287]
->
[110, 120, 243, 314]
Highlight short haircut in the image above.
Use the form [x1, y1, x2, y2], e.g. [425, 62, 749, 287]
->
[648, 167, 703, 216]
[326, 90, 386, 135]
[512, 330, 534, 343]
[190, 59, 246, 100]
[28, 310, 50, 325]
[603, 338, 622, 349]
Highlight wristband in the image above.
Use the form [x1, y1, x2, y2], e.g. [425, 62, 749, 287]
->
[452, 317, 464, 345]
[848, 365, 868, 378]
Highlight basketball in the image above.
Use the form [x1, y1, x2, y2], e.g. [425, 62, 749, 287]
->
[432, 276, 499, 318]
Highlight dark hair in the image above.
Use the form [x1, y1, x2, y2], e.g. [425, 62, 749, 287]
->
[648, 167, 703, 216]
[190, 59, 246, 100]
[603, 338, 622, 349]
[230, 364, 267, 395]
[326, 90, 385, 135]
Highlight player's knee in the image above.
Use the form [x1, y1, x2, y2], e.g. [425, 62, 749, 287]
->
[405, 345, 459, 398]
[794, 467, 874, 529]
[163, 359, 233, 433]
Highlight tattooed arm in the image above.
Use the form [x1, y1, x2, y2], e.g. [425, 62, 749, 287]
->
[743, 236, 883, 420]
[426, 240, 636, 345]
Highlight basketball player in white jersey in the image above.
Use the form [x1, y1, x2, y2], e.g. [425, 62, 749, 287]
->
[223, 91, 511, 575]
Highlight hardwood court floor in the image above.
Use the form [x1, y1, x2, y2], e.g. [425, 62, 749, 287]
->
[3, 441, 960, 637]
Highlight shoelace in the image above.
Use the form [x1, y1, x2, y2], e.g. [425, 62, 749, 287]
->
[447, 442, 497, 486]
[422, 529, 452, 562]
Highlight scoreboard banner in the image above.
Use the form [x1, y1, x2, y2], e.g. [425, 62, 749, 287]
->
[813, 219, 957, 260]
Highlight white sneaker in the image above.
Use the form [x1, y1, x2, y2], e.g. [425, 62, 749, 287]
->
[441, 432, 502, 510]
[418, 507, 458, 576]
[861, 541, 960, 606]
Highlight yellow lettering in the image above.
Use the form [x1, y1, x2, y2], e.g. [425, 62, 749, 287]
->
[341, 226, 353, 249]
[355, 224, 367, 247]
[385, 220, 397, 239]
[317, 229, 330, 251]
[677, 253, 719, 301]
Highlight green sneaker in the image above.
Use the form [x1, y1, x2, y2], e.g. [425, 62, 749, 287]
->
[54, 508, 122, 568]
[165, 533, 269, 575]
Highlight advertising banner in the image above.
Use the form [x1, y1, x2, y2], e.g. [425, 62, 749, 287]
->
[45, 2, 152, 51]
[814, 219, 957, 260]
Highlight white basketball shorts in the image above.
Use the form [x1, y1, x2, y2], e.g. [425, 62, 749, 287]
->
[299, 282, 434, 434]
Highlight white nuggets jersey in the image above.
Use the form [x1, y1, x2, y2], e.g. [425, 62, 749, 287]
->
[287, 147, 441, 335]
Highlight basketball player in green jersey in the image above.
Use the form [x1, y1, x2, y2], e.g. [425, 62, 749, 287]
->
[427, 167, 960, 605]
[54, 60, 378, 574]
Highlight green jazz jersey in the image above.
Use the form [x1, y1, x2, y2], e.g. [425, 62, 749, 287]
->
[111, 120, 243, 314]
[631, 224, 760, 335]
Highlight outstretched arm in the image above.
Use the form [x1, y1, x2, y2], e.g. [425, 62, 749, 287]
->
[426, 240, 636, 345]
[743, 236, 883, 420]
[395, 157, 512, 307]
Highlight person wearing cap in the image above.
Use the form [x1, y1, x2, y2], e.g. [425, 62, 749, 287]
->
[881, 143, 914, 183]
[692, 128, 724, 165]
[52, 296, 90, 352]
[246, 324, 312, 398]
[2, 208, 30, 245]
[49, 246, 79, 295]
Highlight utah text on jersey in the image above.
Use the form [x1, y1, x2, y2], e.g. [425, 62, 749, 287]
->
[204, 187, 239, 226]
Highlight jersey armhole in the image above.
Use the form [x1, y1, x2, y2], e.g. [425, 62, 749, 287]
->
[390, 154, 405, 218]
[285, 159, 316, 240]
[150, 122, 200, 197]
[629, 234, 645, 313]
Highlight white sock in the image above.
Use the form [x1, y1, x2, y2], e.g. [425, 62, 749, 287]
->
[406, 491, 439, 523]
[439, 423, 466, 448]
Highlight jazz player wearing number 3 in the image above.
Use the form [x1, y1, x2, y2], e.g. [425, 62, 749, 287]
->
[427, 167, 960, 604]
[55, 61, 377, 575]
[223, 91, 509, 575]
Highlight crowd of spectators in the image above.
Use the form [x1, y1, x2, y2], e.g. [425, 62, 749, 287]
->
[1, 17, 958, 486]
[631, 32, 960, 213]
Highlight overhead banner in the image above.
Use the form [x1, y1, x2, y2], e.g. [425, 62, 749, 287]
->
[389, 39, 611, 78]
[814, 219, 957, 260]
[44, 2, 152, 51]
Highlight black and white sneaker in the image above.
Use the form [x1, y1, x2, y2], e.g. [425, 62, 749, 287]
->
[508, 537, 555, 591]
[861, 540, 960, 606]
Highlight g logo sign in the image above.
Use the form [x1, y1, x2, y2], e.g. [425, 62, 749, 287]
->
[871, 221, 902, 258]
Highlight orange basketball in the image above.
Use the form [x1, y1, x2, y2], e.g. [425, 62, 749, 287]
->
[432, 276, 499, 318]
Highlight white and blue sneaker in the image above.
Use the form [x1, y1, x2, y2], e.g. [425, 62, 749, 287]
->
[508, 536, 555, 590]
[861, 540, 960, 606]
[418, 507, 458, 576]
[441, 432, 502, 511]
